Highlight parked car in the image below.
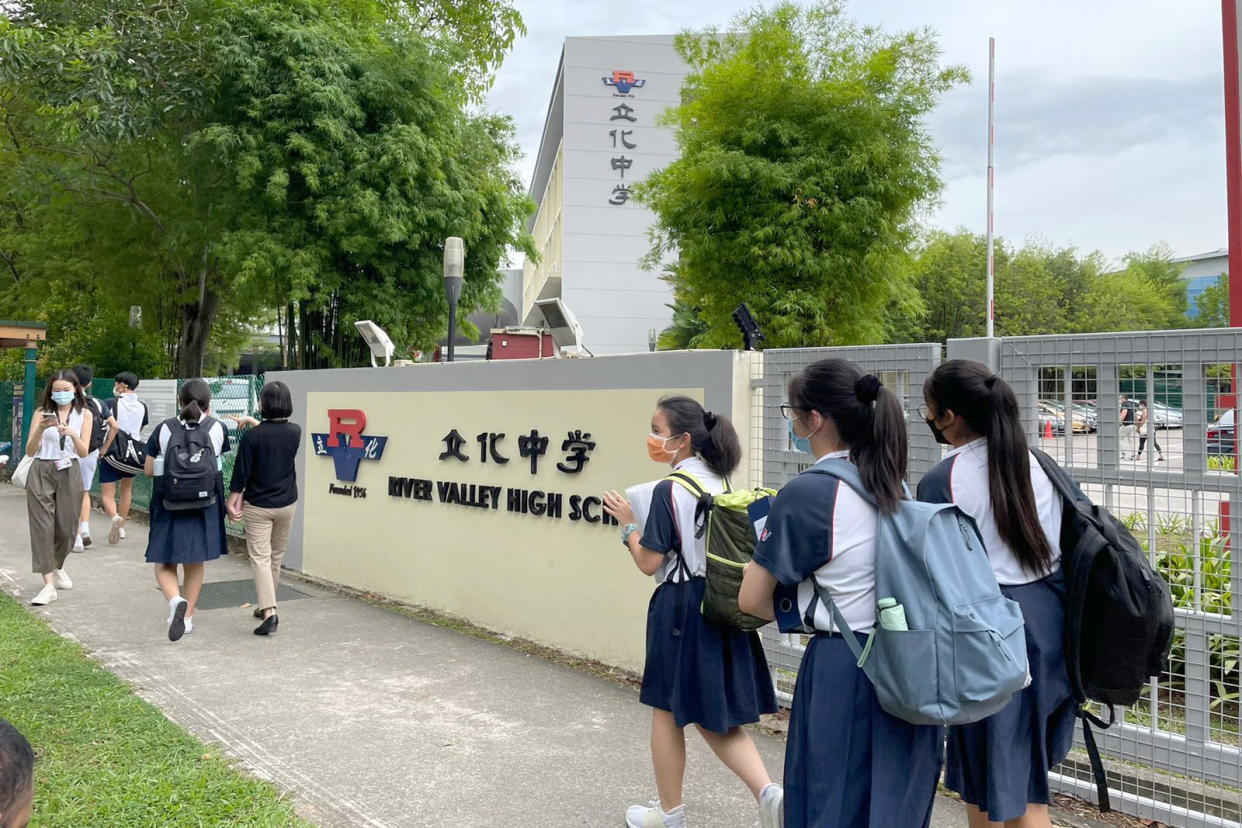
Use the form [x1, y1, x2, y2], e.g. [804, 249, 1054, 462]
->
[1040, 400, 1091, 433]
[1150, 401, 1183, 429]
[1037, 401, 1067, 435]
[1207, 409, 1235, 455]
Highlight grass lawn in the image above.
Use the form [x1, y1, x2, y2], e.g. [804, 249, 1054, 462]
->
[0, 593, 312, 827]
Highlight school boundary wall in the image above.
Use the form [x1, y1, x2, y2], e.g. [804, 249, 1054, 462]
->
[271, 351, 758, 674]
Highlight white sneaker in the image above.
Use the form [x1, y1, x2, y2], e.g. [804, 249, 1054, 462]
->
[53, 570, 73, 590]
[108, 515, 122, 545]
[626, 801, 686, 828]
[757, 783, 783, 828]
[119, 527, 126, 540]
[184, 617, 194, 636]
[30, 585, 57, 606]
[73, 535, 85, 553]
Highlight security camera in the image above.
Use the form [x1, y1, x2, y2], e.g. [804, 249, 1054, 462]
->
[354, 320, 395, 367]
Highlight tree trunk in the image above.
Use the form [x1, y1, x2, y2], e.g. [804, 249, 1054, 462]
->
[174, 287, 220, 377]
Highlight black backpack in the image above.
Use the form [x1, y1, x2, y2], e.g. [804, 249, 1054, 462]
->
[85, 397, 108, 454]
[162, 417, 221, 511]
[1032, 450, 1175, 812]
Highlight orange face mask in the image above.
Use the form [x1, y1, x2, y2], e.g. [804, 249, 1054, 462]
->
[647, 432, 682, 463]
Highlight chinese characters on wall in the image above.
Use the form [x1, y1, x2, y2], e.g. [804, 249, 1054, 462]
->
[603, 71, 646, 206]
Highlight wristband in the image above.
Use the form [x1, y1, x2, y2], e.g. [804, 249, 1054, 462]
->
[621, 523, 639, 546]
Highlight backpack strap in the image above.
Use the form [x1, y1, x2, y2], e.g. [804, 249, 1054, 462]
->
[666, 471, 714, 540]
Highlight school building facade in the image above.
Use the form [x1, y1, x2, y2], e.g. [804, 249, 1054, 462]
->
[522, 35, 688, 354]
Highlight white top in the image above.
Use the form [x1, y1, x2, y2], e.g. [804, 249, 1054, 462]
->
[935, 437, 1063, 585]
[641, 456, 727, 584]
[113, 393, 146, 439]
[754, 451, 879, 633]
[151, 418, 228, 474]
[34, 407, 85, 462]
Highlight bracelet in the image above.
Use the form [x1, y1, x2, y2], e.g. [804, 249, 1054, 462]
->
[621, 523, 639, 546]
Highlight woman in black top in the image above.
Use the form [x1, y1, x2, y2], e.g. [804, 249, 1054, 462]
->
[226, 381, 301, 636]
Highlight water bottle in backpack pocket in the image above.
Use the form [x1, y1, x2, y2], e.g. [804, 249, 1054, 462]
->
[807, 459, 1029, 726]
[161, 417, 220, 511]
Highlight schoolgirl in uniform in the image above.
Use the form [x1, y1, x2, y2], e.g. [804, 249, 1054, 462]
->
[24, 370, 93, 606]
[739, 358, 943, 828]
[603, 396, 782, 828]
[918, 360, 1075, 828]
[143, 379, 230, 642]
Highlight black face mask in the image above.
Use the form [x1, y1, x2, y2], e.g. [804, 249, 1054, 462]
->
[926, 418, 951, 445]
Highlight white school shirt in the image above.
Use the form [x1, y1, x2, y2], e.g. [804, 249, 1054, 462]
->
[918, 437, 1063, 585]
[150, 418, 229, 474]
[639, 456, 727, 584]
[34, 407, 85, 462]
[113, 393, 147, 439]
[753, 451, 879, 633]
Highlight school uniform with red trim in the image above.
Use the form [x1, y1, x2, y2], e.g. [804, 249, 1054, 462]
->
[638, 456, 777, 733]
[752, 451, 942, 828]
[917, 438, 1077, 822]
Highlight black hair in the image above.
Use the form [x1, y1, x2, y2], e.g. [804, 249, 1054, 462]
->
[788, 359, 906, 513]
[115, 371, 139, 391]
[0, 717, 34, 821]
[178, 378, 211, 422]
[72, 364, 94, 387]
[924, 359, 1054, 575]
[40, 369, 85, 413]
[259, 381, 293, 420]
[657, 395, 741, 478]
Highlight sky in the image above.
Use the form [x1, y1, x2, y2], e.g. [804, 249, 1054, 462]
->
[486, 0, 1230, 265]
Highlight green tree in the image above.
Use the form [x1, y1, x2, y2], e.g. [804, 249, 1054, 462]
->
[890, 230, 996, 343]
[0, 0, 532, 373]
[1194, 273, 1230, 328]
[1082, 270, 1177, 332]
[1118, 243, 1188, 328]
[636, 1, 966, 348]
[996, 243, 1068, 336]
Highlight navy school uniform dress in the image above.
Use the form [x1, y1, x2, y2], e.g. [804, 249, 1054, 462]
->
[144, 416, 231, 565]
[752, 451, 943, 828]
[638, 456, 777, 733]
[917, 438, 1078, 823]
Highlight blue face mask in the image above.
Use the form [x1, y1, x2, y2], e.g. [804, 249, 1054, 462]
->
[788, 417, 812, 454]
[51, 391, 75, 406]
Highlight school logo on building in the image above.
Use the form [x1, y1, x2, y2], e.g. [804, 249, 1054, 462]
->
[603, 70, 645, 95]
[312, 409, 388, 483]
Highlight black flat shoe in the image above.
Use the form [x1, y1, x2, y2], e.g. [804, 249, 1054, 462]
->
[253, 607, 264, 619]
[254, 615, 278, 636]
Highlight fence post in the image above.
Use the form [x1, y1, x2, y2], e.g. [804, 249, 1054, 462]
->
[945, 337, 1000, 371]
[20, 345, 36, 452]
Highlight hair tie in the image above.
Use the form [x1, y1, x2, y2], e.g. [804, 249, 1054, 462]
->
[985, 375, 999, 389]
[855, 374, 882, 404]
[703, 410, 718, 430]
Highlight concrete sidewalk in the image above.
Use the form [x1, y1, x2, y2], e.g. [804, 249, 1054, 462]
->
[0, 485, 970, 827]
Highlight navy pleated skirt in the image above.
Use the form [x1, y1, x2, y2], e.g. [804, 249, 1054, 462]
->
[945, 569, 1078, 822]
[639, 577, 777, 733]
[144, 475, 228, 565]
[784, 632, 943, 828]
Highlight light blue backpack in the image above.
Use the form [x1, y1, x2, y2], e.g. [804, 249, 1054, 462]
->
[806, 459, 1029, 726]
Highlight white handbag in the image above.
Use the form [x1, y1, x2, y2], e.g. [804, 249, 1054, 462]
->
[11, 455, 33, 489]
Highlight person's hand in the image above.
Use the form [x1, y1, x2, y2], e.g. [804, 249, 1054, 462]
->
[229, 414, 260, 429]
[226, 493, 244, 521]
[56, 423, 74, 438]
[602, 490, 635, 527]
[38, 414, 58, 432]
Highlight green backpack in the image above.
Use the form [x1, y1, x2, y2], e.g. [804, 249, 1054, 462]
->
[666, 471, 778, 631]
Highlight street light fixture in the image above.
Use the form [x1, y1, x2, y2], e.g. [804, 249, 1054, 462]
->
[443, 237, 464, 363]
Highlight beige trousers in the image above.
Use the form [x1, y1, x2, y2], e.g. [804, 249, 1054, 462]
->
[27, 458, 85, 574]
[242, 503, 296, 612]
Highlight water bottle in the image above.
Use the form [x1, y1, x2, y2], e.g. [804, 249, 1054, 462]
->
[878, 597, 908, 631]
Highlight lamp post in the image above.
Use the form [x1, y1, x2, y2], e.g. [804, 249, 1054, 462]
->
[443, 237, 464, 363]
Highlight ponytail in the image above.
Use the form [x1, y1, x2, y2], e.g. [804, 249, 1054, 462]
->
[657, 395, 742, 478]
[178, 379, 212, 424]
[925, 360, 1054, 575]
[789, 359, 906, 513]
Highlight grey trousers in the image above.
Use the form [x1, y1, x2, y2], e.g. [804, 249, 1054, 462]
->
[27, 458, 85, 574]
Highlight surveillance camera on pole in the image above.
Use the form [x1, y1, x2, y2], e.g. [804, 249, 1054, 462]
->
[354, 320, 395, 367]
[443, 237, 464, 363]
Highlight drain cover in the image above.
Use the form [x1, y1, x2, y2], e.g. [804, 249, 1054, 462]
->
[192, 578, 312, 611]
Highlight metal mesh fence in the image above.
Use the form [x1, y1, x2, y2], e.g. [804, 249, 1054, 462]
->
[756, 334, 1242, 827]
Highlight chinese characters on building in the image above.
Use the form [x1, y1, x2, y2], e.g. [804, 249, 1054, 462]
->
[603, 71, 645, 206]
[437, 428, 595, 476]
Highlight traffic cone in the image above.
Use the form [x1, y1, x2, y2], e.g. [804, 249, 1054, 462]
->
[1043, 420, 1054, 439]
